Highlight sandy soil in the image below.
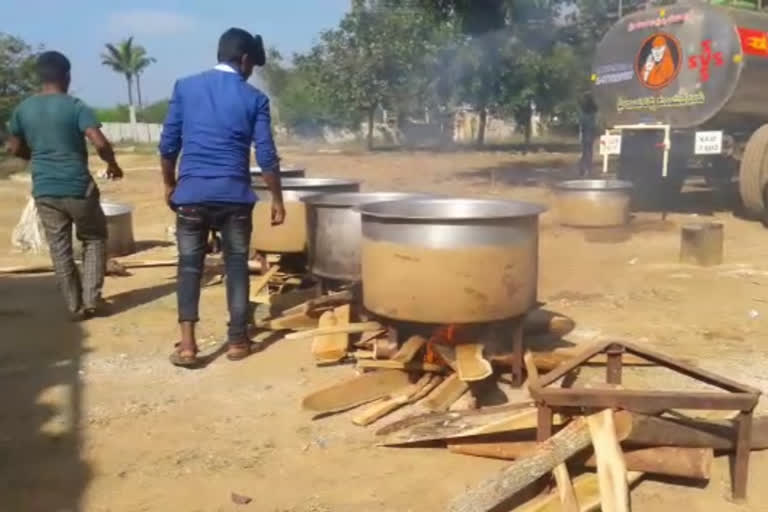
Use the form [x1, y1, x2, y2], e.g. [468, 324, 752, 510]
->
[3, 146, 768, 511]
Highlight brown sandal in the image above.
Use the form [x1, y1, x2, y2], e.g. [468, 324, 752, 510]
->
[169, 343, 201, 368]
[226, 342, 263, 361]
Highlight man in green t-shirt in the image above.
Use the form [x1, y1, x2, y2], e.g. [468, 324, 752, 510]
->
[5, 51, 124, 319]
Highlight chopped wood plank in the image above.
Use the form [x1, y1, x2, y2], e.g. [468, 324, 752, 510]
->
[585, 446, 713, 480]
[378, 404, 570, 446]
[587, 410, 629, 512]
[447, 440, 539, 459]
[553, 463, 580, 512]
[249, 266, 279, 301]
[422, 373, 469, 413]
[411, 374, 443, 402]
[352, 374, 434, 426]
[448, 418, 593, 512]
[455, 344, 493, 382]
[623, 413, 768, 450]
[311, 305, 350, 363]
[301, 370, 411, 413]
[354, 350, 375, 360]
[285, 321, 383, 341]
[517, 472, 644, 512]
[391, 335, 427, 363]
[355, 330, 387, 349]
[358, 359, 445, 373]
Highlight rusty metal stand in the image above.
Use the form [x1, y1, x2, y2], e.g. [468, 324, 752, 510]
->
[529, 340, 761, 501]
[510, 315, 526, 387]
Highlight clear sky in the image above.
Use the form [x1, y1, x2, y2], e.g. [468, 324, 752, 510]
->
[4, 0, 350, 107]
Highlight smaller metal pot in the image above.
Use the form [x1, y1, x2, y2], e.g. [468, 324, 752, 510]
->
[251, 178, 360, 253]
[101, 201, 135, 257]
[304, 192, 433, 282]
[554, 179, 633, 228]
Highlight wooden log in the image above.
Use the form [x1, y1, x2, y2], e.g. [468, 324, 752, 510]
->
[447, 418, 594, 512]
[523, 310, 576, 338]
[311, 305, 350, 363]
[285, 321, 383, 341]
[587, 410, 629, 512]
[585, 446, 713, 480]
[352, 374, 434, 426]
[301, 370, 411, 413]
[680, 222, 723, 267]
[455, 343, 493, 382]
[517, 472, 644, 512]
[249, 266, 279, 301]
[624, 413, 768, 450]
[282, 290, 354, 316]
[391, 335, 427, 363]
[422, 373, 470, 413]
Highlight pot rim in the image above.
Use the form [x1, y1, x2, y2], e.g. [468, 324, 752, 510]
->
[359, 197, 547, 221]
[303, 191, 433, 208]
[554, 179, 633, 191]
[252, 177, 359, 190]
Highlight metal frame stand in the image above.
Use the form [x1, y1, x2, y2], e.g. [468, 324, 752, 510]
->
[529, 340, 760, 501]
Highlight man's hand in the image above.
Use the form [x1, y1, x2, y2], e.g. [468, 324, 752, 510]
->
[271, 201, 286, 226]
[165, 184, 176, 210]
[106, 163, 124, 180]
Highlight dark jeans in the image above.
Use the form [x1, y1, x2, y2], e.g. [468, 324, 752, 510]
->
[36, 183, 107, 313]
[176, 203, 253, 343]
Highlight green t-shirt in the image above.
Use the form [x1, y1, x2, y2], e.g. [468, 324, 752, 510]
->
[7, 94, 100, 198]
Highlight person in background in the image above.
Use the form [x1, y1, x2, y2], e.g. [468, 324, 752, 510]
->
[5, 51, 123, 320]
[159, 28, 285, 368]
[579, 93, 598, 177]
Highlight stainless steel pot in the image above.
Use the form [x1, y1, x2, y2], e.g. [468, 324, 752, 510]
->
[554, 179, 633, 228]
[304, 192, 433, 282]
[251, 178, 360, 253]
[101, 201, 135, 257]
[360, 197, 547, 324]
[250, 166, 306, 178]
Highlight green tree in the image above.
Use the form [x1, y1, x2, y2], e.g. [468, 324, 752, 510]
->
[0, 34, 40, 131]
[133, 45, 156, 110]
[303, 0, 452, 149]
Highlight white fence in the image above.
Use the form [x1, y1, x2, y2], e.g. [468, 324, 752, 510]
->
[101, 122, 162, 144]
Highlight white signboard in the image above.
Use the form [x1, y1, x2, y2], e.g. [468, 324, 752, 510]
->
[599, 134, 622, 156]
[695, 131, 723, 155]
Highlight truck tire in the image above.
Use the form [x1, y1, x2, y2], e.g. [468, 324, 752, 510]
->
[738, 124, 768, 216]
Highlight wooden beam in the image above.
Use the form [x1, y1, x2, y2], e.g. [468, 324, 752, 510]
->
[285, 321, 383, 340]
[356, 359, 445, 373]
[391, 335, 427, 363]
[422, 373, 470, 412]
[281, 289, 354, 316]
[553, 463, 580, 512]
[587, 410, 630, 512]
[249, 266, 279, 301]
[352, 374, 435, 426]
[456, 343, 493, 382]
[517, 472, 644, 512]
[311, 305, 350, 363]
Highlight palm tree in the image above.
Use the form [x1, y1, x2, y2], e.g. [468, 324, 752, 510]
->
[133, 46, 156, 110]
[101, 37, 156, 120]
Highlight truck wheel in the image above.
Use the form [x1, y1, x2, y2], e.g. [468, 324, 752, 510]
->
[738, 124, 768, 217]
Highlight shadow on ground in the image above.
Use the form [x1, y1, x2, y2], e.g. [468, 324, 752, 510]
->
[0, 274, 89, 511]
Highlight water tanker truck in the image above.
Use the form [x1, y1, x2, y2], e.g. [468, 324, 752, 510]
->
[592, 1, 768, 217]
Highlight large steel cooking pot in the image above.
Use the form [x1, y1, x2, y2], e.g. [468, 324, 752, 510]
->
[101, 201, 135, 257]
[304, 192, 433, 282]
[360, 197, 547, 324]
[554, 179, 632, 228]
[251, 178, 359, 253]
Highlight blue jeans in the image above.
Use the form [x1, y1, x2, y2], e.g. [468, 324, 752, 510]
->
[176, 203, 253, 342]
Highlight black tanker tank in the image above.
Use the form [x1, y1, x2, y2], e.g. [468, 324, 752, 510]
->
[592, 2, 768, 131]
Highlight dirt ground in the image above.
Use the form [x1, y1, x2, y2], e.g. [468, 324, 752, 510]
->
[3, 146, 768, 511]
